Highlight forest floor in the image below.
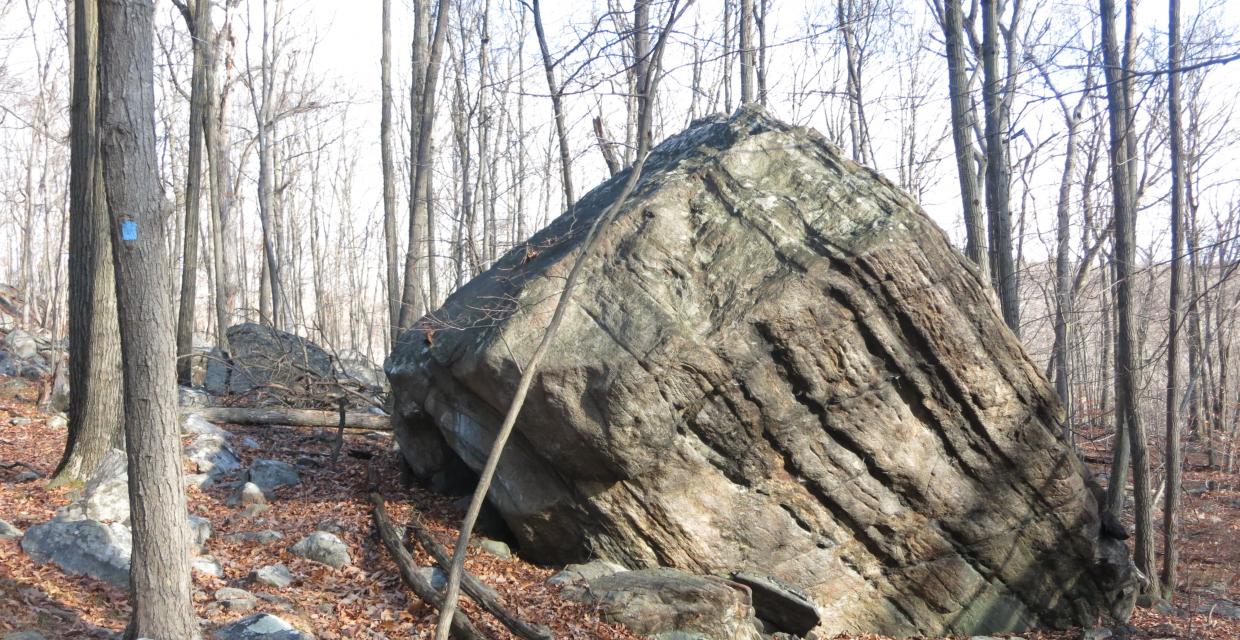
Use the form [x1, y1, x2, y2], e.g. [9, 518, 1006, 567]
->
[0, 375, 1237, 640]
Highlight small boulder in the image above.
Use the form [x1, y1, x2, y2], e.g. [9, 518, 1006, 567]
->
[185, 473, 216, 491]
[228, 482, 268, 508]
[21, 518, 131, 588]
[289, 531, 351, 568]
[566, 568, 759, 640]
[183, 413, 229, 437]
[188, 514, 213, 549]
[46, 414, 67, 430]
[215, 587, 259, 613]
[0, 519, 22, 539]
[14, 470, 40, 483]
[179, 386, 212, 408]
[3, 632, 47, 640]
[192, 555, 224, 578]
[185, 433, 242, 478]
[253, 563, 294, 589]
[56, 449, 129, 524]
[246, 460, 300, 494]
[4, 329, 39, 359]
[226, 530, 284, 545]
[476, 538, 511, 559]
[212, 613, 312, 640]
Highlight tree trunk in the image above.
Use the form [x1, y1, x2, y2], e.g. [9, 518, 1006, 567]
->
[738, 0, 754, 104]
[981, 0, 1018, 335]
[202, 5, 230, 355]
[531, 0, 576, 209]
[1100, 0, 1158, 596]
[55, 0, 125, 484]
[98, 0, 197, 636]
[175, 0, 211, 385]
[938, 0, 988, 281]
[381, 0, 400, 342]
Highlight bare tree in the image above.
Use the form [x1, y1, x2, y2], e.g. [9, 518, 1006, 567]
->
[1100, 0, 1157, 596]
[381, 0, 400, 342]
[55, 0, 124, 484]
[981, 0, 1018, 334]
[98, 0, 197, 635]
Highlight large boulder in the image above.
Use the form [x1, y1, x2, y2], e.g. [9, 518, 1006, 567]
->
[205, 323, 333, 395]
[21, 518, 131, 587]
[385, 107, 1135, 637]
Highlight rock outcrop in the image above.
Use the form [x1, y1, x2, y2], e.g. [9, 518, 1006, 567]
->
[385, 107, 1135, 637]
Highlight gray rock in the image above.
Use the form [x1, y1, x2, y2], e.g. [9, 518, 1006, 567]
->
[14, 470, 39, 483]
[56, 449, 129, 524]
[1197, 600, 1240, 620]
[731, 572, 820, 636]
[564, 568, 759, 640]
[237, 504, 270, 519]
[192, 555, 224, 578]
[3, 632, 47, 640]
[1081, 629, 1113, 640]
[547, 560, 628, 587]
[253, 563, 294, 588]
[226, 529, 284, 545]
[247, 459, 300, 494]
[384, 107, 1137, 636]
[8, 416, 31, 426]
[476, 538, 511, 559]
[183, 413, 229, 437]
[188, 514, 213, 549]
[215, 587, 259, 613]
[46, 413, 67, 430]
[289, 531, 351, 568]
[212, 613, 313, 640]
[21, 518, 131, 587]
[414, 566, 448, 591]
[207, 324, 334, 397]
[4, 329, 39, 359]
[335, 349, 387, 392]
[186, 433, 242, 478]
[179, 386, 213, 408]
[228, 482, 268, 507]
[0, 518, 22, 539]
[238, 436, 262, 449]
[185, 473, 216, 491]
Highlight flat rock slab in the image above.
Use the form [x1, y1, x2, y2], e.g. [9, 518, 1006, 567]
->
[568, 568, 759, 640]
[253, 563, 294, 588]
[213, 613, 313, 640]
[0, 519, 22, 540]
[21, 518, 131, 588]
[386, 106, 1136, 637]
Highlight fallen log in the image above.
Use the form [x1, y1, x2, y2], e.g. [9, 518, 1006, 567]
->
[404, 510, 553, 640]
[371, 489, 488, 640]
[184, 406, 390, 431]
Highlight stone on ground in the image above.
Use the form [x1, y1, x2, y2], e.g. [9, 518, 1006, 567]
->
[386, 106, 1136, 637]
[0, 519, 21, 539]
[228, 481, 268, 507]
[215, 587, 259, 613]
[186, 433, 242, 478]
[56, 448, 129, 524]
[193, 555, 224, 578]
[476, 538, 511, 559]
[183, 412, 229, 437]
[289, 531, 350, 568]
[212, 613, 313, 640]
[562, 568, 759, 640]
[731, 572, 820, 636]
[547, 559, 627, 587]
[20, 518, 131, 587]
[226, 529, 284, 545]
[246, 460, 300, 494]
[253, 563, 294, 589]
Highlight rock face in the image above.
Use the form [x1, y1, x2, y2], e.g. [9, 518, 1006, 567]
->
[21, 519, 132, 588]
[205, 323, 333, 395]
[385, 107, 1135, 637]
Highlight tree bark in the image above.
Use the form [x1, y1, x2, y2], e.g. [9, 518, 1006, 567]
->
[1100, 0, 1158, 596]
[55, 0, 125, 484]
[981, 0, 1018, 335]
[175, 0, 211, 385]
[738, 0, 754, 104]
[98, 0, 198, 636]
[1161, 0, 1185, 598]
[381, 0, 400, 342]
[202, 4, 230, 355]
[938, 0, 989, 283]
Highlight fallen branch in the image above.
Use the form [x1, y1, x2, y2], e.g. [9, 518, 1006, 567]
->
[370, 488, 488, 640]
[404, 510, 553, 640]
[184, 406, 390, 431]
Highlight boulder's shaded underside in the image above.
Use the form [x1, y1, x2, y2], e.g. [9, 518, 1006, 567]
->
[386, 107, 1135, 637]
